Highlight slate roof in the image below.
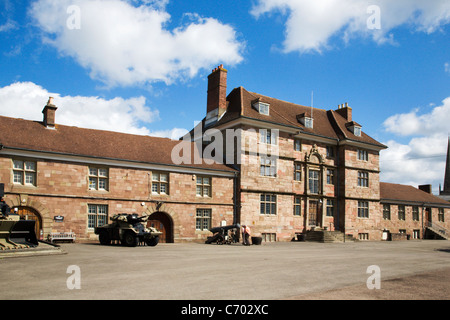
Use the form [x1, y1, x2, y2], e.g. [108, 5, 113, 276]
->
[214, 87, 387, 149]
[380, 182, 450, 206]
[0, 115, 235, 173]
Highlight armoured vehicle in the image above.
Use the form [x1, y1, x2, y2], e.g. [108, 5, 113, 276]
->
[95, 213, 162, 247]
[1, 183, 39, 250]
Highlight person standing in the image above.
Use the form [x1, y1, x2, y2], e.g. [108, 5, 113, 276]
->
[242, 225, 251, 245]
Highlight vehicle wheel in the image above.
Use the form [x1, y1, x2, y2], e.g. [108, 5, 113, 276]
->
[122, 232, 138, 247]
[99, 231, 111, 245]
[146, 236, 159, 247]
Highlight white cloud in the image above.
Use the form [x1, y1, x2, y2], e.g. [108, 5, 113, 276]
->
[445, 62, 450, 74]
[251, 0, 450, 53]
[0, 19, 17, 32]
[149, 127, 188, 140]
[383, 97, 450, 137]
[380, 97, 450, 193]
[29, 0, 244, 87]
[0, 81, 161, 136]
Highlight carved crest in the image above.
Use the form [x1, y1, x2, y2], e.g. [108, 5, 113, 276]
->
[305, 144, 324, 164]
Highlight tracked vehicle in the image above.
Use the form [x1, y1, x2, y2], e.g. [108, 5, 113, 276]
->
[95, 213, 162, 247]
[1, 183, 39, 250]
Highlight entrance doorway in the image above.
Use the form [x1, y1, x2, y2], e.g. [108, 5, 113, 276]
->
[308, 200, 320, 227]
[14, 207, 42, 239]
[425, 207, 432, 224]
[147, 212, 173, 243]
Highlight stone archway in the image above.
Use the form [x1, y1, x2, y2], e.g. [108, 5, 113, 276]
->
[5, 195, 52, 240]
[144, 202, 177, 243]
[13, 206, 42, 238]
[147, 212, 174, 243]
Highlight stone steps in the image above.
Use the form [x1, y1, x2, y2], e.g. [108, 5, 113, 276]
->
[305, 230, 355, 243]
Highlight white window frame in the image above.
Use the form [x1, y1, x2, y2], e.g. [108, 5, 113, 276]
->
[13, 159, 37, 186]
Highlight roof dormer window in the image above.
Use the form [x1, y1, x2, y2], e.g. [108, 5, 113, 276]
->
[296, 113, 313, 129]
[252, 99, 270, 115]
[346, 121, 362, 137]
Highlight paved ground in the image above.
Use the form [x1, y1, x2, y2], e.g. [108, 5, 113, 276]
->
[0, 240, 449, 300]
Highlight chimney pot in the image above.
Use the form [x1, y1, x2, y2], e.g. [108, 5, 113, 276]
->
[42, 97, 58, 128]
[335, 102, 352, 121]
[207, 64, 227, 116]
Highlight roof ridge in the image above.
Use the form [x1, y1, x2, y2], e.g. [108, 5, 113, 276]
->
[244, 88, 327, 111]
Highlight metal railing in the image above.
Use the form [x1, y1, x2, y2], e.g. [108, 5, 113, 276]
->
[425, 221, 449, 239]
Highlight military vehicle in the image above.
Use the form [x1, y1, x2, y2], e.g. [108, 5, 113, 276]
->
[1, 183, 39, 250]
[94, 213, 162, 247]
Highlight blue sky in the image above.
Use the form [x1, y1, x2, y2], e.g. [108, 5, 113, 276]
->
[0, 0, 449, 192]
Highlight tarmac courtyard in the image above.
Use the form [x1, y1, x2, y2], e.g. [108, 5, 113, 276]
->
[0, 240, 449, 300]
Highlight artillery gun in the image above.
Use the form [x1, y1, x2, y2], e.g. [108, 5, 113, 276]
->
[0, 183, 39, 250]
[205, 224, 240, 245]
[95, 213, 162, 247]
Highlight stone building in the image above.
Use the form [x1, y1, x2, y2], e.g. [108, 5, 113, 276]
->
[0, 99, 237, 242]
[194, 65, 450, 241]
[1, 66, 449, 242]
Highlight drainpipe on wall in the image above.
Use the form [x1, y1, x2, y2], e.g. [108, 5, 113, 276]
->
[336, 140, 341, 238]
[421, 203, 425, 239]
[233, 171, 239, 226]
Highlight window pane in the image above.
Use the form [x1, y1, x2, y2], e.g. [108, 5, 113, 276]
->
[98, 168, 108, 177]
[25, 161, 36, 171]
[13, 171, 23, 184]
[13, 160, 23, 169]
[98, 178, 107, 190]
[89, 177, 97, 189]
[25, 172, 35, 185]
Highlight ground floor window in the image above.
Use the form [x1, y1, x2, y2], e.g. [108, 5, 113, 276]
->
[262, 233, 276, 242]
[438, 208, 445, 222]
[383, 204, 391, 220]
[88, 204, 108, 229]
[412, 206, 419, 221]
[326, 199, 334, 217]
[398, 205, 405, 221]
[358, 201, 369, 218]
[196, 209, 211, 231]
[293, 196, 301, 216]
[358, 233, 369, 240]
[413, 229, 420, 239]
[261, 194, 277, 215]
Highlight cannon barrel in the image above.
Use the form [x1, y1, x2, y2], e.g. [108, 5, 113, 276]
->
[209, 224, 240, 234]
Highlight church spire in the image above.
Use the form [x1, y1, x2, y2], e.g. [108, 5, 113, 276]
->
[442, 136, 450, 195]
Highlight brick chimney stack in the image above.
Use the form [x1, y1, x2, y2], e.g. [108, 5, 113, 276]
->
[335, 102, 352, 122]
[42, 97, 58, 128]
[207, 64, 228, 116]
